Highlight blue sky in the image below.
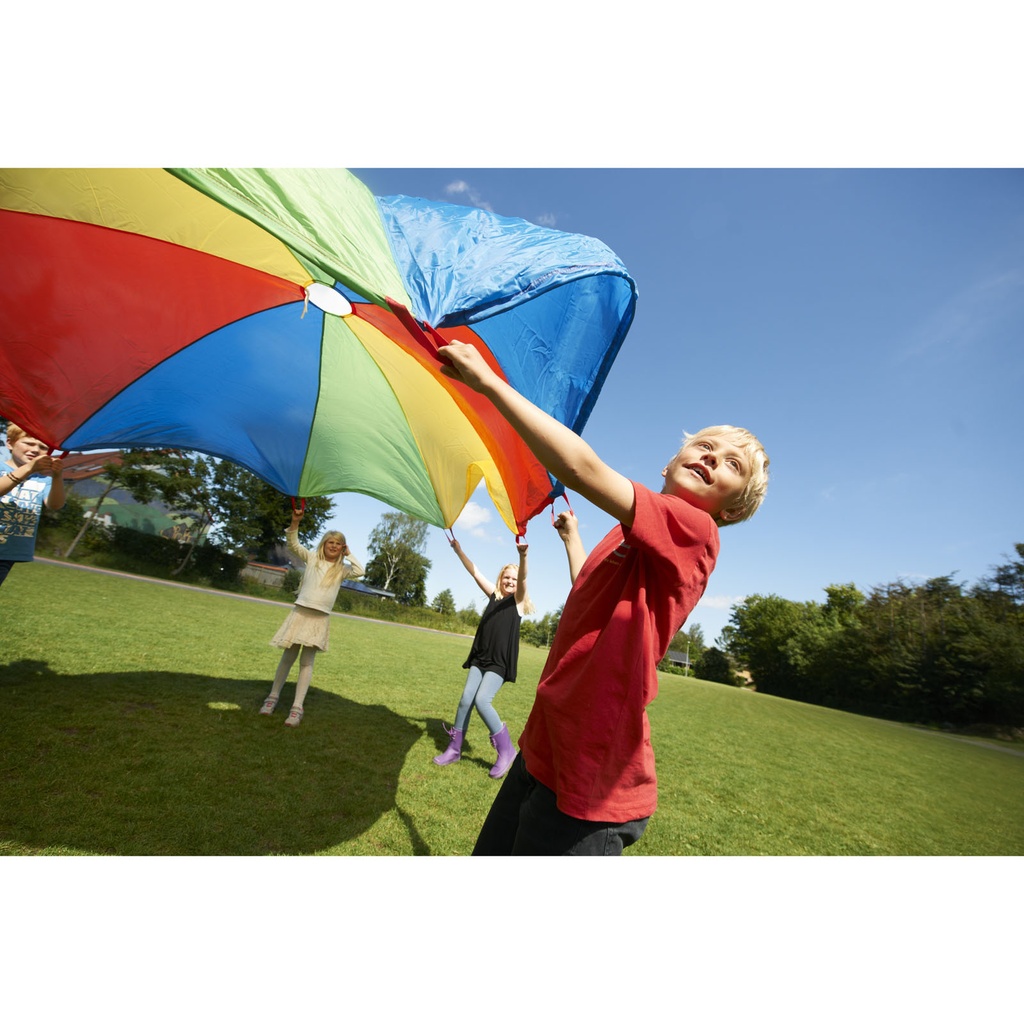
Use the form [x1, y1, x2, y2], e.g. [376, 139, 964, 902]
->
[317, 168, 1024, 645]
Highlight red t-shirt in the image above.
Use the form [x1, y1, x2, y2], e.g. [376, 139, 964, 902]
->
[518, 483, 720, 822]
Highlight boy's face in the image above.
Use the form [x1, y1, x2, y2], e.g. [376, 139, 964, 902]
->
[8, 435, 46, 466]
[661, 433, 751, 520]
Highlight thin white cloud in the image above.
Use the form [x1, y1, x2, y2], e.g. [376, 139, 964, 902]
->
[897, 266, 1024, 362]
[698, 594, 745, 610]
[444, 181, 557, 227]
[444, 179, 493, 212]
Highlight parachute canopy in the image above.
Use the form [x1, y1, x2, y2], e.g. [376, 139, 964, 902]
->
[0, 168, 636, 535]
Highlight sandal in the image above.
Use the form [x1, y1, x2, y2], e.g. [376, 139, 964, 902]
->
[259, 697, 279, 715]
[284, 705, 304, 728]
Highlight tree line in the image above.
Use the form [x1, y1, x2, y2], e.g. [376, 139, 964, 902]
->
[719, 545, 1024, 729]
[36, 448, 500, 625]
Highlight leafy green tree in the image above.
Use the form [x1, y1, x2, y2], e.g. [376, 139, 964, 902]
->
[781, 582, 867, 706]
[431, 588, 456, 615]
[823, 582, 866, 621]
[724, 593, 821, 699]
[973, 543, 1024, 624]
[41, 488, 86, 533]
[364, 511, 431, 606]
[520, 607, 562, 648]
[172, 456, 331, 557]
[664, 623, 706, 673]
[63, 450, 169, 559]
[969, 545, 1024, 723]
[721, 553, 1024, 727]
[458, 604, 482, 631]
[100, 451, 333, 575]
[696, 646, 737, 686]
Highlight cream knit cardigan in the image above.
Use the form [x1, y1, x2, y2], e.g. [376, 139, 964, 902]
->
[287, 527, 365, 613]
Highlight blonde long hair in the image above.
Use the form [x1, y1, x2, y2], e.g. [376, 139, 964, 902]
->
[495, 563, 536, 615]
[316, 531, 348, 587]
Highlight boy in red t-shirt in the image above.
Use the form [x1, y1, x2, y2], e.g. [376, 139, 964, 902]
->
[439, 339, 769, 855]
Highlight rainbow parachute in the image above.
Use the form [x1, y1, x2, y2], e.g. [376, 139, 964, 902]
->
[0, 168, 636, 535]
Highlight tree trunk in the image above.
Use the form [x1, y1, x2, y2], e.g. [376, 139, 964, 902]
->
[169, 513, 212, 576]
[171, 533, 199, 576]
[63, 480, 116, 558]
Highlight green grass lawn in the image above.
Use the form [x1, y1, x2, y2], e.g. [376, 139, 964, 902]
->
[2, 561, 1022, 856]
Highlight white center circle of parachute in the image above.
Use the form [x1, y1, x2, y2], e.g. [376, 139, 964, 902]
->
[305, 283, 353, 317]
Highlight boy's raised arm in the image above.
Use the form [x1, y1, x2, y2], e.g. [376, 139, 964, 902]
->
[440, 340, 636, 527]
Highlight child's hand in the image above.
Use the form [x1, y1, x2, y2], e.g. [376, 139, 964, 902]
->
[516, 540, 529, 557]
[554, 510, 579, 541]
[448, 537, 462, 552]
[23, 453, 52, 476]
[21, 454, 62, 478]
[290, 508, 304, 526]
[438, 339, 497, 393]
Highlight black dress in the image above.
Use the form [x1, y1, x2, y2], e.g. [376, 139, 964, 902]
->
[462, 594, 522, 682]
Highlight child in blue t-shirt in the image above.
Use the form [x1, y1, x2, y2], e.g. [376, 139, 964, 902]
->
[1, 423, 66, 587]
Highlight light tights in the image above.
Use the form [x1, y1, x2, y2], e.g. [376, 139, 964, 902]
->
[269, 644, 317, 708]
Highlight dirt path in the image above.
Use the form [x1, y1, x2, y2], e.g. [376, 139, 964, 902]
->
[35, 557, 472, 637]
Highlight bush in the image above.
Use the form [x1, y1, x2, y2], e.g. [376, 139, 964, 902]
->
[189, 542, 246, 590]
[111, 525, 181, 569]
[696, 647, 740, 686]
[41, 490, 87, 533]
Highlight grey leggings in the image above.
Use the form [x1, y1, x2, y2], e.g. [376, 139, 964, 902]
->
[453, 665, 505, 735]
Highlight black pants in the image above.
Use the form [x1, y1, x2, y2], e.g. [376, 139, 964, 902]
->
[472, 753, 649, 856]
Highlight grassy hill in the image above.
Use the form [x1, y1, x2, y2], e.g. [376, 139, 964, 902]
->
[2, 561, 1021, 856]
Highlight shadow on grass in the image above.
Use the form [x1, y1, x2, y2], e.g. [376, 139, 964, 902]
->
[0, 660, 428, 856]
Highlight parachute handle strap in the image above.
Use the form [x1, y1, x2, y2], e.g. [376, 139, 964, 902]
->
[290, 497, 306, 512]
[550, 492, 575, 525]
[444, 528, 456, 544]
[387, 297, 448, 359]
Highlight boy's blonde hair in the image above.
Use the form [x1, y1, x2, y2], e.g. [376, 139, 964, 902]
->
[495, 563, 536, 615]
[5, 423, 28, 446]
[316, 530, 348, 587]
[682, 425, 769, 526]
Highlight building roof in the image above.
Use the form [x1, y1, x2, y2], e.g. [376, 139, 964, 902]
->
[55, 452, 127, 481]
[342, 579, 395, 599]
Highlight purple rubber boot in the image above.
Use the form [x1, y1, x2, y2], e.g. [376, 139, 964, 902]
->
[433, 725, 464, 765]
[488, 723, 515, 779]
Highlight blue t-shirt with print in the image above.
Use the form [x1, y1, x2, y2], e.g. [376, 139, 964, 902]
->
[0, 473, 52, 562]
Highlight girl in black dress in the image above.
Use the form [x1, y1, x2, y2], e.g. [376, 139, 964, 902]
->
[433, 537, 534, 778]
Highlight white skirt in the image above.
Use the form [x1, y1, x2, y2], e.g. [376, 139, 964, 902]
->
[270, 604, 330, 652]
